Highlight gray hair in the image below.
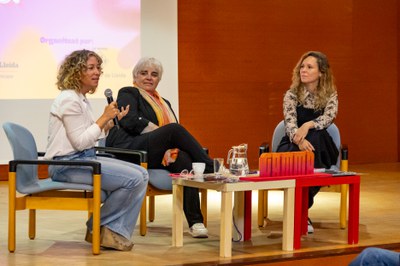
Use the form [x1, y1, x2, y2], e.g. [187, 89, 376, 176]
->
[132, 57, 163, 81]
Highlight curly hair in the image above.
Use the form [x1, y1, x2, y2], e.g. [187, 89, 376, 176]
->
[56, 49, 103, 94]
[290, 51, 336, 110]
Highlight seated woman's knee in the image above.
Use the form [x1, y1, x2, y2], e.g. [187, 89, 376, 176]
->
[164, 123, 184, 131]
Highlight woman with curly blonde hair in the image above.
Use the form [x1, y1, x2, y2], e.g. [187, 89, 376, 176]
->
[45, 49, 148, 251]
[277, 51, 339, 233]
[56, 50, 103, 93]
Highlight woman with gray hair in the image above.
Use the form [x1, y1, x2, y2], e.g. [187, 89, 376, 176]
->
[106, 57, 212, 238]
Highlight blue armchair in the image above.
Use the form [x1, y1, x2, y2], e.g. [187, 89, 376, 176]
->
[3, 122, 103, 255]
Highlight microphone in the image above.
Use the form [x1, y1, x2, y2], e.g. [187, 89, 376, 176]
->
[104, 88, 120, 129]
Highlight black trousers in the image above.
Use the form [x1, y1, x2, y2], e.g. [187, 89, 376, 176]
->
[146, 124, 213, 227]
[146, 124, 213, 171]
[276, 135, 328, 209]
[308, 186, 321, 209]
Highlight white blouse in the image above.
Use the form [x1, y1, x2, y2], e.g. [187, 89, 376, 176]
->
[44, 89, 106, 159]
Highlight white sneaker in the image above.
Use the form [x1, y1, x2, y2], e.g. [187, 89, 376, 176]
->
[189, 223, 208, 238]
[308, 218, 314, 234]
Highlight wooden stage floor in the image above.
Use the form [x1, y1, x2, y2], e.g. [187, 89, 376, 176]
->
[0, 162, 399, 265]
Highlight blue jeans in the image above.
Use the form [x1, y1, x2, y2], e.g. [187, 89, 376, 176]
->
[349, 247, 400, 266]
[50, 148, 148, 240]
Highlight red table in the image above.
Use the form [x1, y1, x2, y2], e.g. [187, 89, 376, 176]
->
[294, 174, 360, 249]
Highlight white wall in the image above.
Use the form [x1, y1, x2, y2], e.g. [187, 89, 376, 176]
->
[141, 0, 179, 117]
[0, 0, 178, 164]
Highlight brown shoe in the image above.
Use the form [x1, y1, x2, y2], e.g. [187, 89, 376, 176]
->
[85, 228, 92, 243]
[100, 227, 134, 251]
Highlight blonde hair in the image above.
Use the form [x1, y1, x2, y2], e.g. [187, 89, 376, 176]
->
[290, 51, 336, 110]
[56, 49, 103, 94]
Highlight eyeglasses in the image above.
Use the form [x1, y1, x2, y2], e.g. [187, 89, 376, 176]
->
[179, 169, 194, 177]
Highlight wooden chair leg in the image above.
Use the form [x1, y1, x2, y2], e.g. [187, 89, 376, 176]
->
[29, 209, 36, 239]
[258, 190, 265, 227]
[264, 190, 268, 224]
[8, 172, 16, 253]
[200, 189, 207, 226]
[9, 208, 16, 253]
[340, 158, 349, 229]
[140, 196, 147, 236]
[258, 190, 269, 227]
[149, 196, 155, 222]
[92, 173, 101, 255]
[263, 190, 269, 222]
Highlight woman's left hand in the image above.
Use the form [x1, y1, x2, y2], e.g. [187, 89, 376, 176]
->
[298, 139, 315, 151]
[293, 121, 314, 145]
[117, 105, 130, 120]
[102, 105, 130, 132]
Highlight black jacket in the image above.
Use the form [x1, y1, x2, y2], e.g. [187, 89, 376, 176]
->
[106, 86, 177, 151]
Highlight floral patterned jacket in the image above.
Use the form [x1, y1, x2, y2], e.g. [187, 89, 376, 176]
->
[283, 88, 338, 142]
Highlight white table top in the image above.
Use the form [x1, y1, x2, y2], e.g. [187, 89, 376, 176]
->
[172, 176, 295, 192]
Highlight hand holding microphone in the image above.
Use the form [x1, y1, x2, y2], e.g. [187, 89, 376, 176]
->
[104, 88, 120, 129]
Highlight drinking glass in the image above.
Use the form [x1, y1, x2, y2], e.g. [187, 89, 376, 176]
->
[213, 158, 224, 177]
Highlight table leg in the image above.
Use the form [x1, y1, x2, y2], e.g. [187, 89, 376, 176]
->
[283, 187, 294, 251]
[294, 186, 303, 249]
[220, 191, 233, 257]
[172, 184, 184, 247]
[244, 191, 252, 240]
[233, 191, 244, 242]
[348, 182, 360, 244]
[232, 191, 252, 241]
[302, 187, 309, 236]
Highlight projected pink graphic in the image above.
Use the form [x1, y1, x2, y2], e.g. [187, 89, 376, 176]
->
[0, 0, 140, 99]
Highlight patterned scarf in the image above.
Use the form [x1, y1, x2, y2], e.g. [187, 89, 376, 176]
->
[136, 86, 177, 126]
[135, 85, 179, 167]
